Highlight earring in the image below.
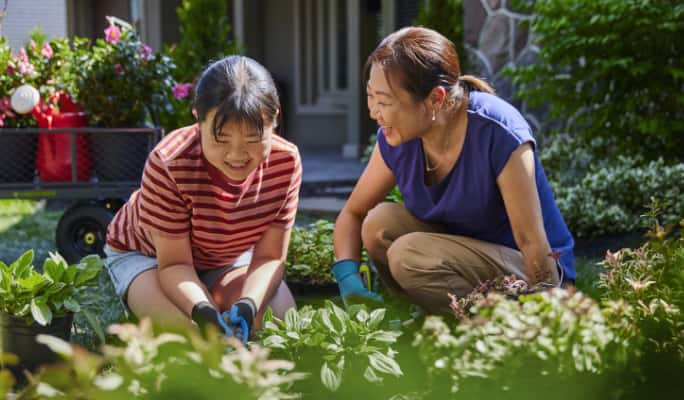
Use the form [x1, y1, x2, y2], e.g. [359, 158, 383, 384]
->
[431, 109, 436, 121]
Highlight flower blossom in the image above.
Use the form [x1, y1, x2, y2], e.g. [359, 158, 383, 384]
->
[105, 24, 122, 44]
[172, 83, 193, 99]
[41, 42, 53, 59]
[114, 64, 124, 74]
[138, 44, 152, 61]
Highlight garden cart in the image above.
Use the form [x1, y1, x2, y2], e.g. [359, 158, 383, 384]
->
[0, 125, 161, 263]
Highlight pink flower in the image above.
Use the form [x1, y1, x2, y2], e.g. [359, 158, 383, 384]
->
[41, 42, 53, 59]
[172, 83, 193, 99]
[138, 44, 152, 61]
[104, 24, 122, 44]
[18, 60, 35, 76]
[0, 97, 11, 112]
[30, 40, 37, 50]
[114, 64, 124, 74]
[18, 48, 29, 63]
[0, 114, 5, 127]
[5, 65, 14, 75]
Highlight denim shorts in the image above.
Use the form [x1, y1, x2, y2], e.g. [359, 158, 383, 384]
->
[103, 245, 253, 309]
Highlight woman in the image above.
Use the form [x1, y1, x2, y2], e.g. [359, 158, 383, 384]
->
[332, 27, 575, 313]
[104, 55, 302, 341]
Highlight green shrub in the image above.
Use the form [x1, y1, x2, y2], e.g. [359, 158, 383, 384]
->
[259, 301, 403, 395]
[159, 0, 241, 131]
[414, 0, 467, 72]
[17, 318, 304, 399]
[551, 158, 684, 237]
[0, 250, 102, 326]
[508, 0, 684, 161]
[285, 220, 336, 285]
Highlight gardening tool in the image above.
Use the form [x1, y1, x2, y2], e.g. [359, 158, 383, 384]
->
[359, 263, 372, 290]
[11, 84, 92, 182]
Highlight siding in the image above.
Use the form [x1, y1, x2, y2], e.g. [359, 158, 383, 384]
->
[2, 0, 67, 51]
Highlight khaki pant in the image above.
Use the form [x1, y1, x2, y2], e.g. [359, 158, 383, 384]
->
[361, 202, 553, 314]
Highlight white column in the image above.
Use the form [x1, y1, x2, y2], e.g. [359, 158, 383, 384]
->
[232, 0, 244, 49]
[343, 0, 360, 158]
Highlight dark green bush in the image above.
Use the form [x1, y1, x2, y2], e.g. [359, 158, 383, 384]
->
[159, 0, 241, 131]
[414, 0, 467, 72]
[508, 0, 684, 161]
[551, 157, 683, 237]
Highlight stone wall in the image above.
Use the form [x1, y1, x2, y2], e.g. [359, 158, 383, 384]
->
[463, 0, 543, 131]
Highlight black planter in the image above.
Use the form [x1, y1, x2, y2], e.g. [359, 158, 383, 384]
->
[91, 131, 150, 182]
[0, 131, 37, 183]
[0, 313, 73, 381]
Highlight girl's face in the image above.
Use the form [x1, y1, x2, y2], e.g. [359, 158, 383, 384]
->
[200, 108, 275, 181]
[366, 63, 432, 146]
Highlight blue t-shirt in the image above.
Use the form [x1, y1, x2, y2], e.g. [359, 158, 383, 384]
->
[377, 91, 575, 280]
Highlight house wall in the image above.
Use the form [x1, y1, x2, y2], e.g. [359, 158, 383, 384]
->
[2, 0, 67, 50]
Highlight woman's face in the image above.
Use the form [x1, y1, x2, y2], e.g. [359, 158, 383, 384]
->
[200, 108, 274, 181]
[366, 63, 431, 146]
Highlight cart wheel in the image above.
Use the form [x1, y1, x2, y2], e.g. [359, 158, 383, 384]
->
[56, 203, 115, 264]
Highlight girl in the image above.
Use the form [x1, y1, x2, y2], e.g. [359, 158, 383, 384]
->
[332, 27, 575, 313]
[104, 55, 301, 340]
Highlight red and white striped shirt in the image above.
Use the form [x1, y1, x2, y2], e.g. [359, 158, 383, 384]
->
[106, 124, 301, 269]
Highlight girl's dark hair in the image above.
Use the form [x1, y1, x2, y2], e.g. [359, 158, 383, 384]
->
[365, 26, 494, 108]
[194, 55, 281, 140]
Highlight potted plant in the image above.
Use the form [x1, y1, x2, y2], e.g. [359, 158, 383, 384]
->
[0, 31, 89, 183]
[75, 17, 175, 182]
[0, 250, 102, 381]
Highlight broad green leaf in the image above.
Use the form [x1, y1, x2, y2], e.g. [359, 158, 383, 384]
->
[367, 308, 386, 330]
[366, 330, 401, 344]
[74, 266, 101, 287]
[17, 274, 48, 294]
[356, 308, 369, 323]
[263, 335, 287, 349]
[284, 307, 299, 331]
[320, 362, 341, 391]
[63, 299, 81, 313]
[43, 282, 67, 297]
[63, 264, 78, 284]
[10, 250, 34, 279]
[43, 258, 64, 282]
[319, 309, 337, 334]
[263, 306, 274, 323]
[31, 298, 53, 326]
[368, 351, 402, 377]
[363, 365, 383, 383]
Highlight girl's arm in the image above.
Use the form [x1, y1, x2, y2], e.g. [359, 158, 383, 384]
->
[334, 143, 396, 261]
[154, 233, 215, 316]
[497, 142, 559, 286]
[239, 224, 292, 311]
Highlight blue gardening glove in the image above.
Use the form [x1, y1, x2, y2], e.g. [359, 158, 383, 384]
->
[222, 297, 256, 344]
[191, 301, 234, 337]
[332, 259, 383, 307]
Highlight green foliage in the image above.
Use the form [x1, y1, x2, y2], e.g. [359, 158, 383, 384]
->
[414, 0, 467, 72]
[286, 220, 336, 285]
[259, 301, 403, 394]
[414, 289, 618, 396]
[159, 0, 242, 131]
[551, 157, 684, 237]
[599, 201, 684, 359]
[0, 251, 102, 325]
[507, 0, 684, 161]
[16, 318, 304, 399]
[0, 29, 90, 128]
[76, 19, 175, 127]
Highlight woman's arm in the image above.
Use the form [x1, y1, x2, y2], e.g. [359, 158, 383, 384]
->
[154, 233, 214, 316]
[334, 143, 397, 261]
[497, 143, 559, 286]
[239, 225, 292, 311]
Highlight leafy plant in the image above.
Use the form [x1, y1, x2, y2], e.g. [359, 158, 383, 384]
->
[0, 29, 89, 128]
[159, 0, 241, 131]
[0, 250, 102, 325]
[507, 0, 684, 161]
[286, 220, 336, 285]
[15, 318, 305, 399]
[413, 0, 467, 73]
[259, 301, 403, 393]
[75, 17, 175, 127]
[551, 158, 684, 237]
